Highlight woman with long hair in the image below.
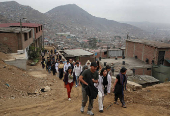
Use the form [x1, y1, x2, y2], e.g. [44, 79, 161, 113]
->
[63, 66, 76, 101]
[95, 68, 112, 113]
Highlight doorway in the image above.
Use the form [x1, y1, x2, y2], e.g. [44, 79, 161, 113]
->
[157, 51, 165, 65]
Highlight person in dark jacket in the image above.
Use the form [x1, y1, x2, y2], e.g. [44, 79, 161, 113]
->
[63, 66, 76, 101]
[47, 58, 52, 73]
[41, 57, 45, 69]
[113, 67, 127, 108]
[58, 60, 64, 79]
[51, 62, 56, 75]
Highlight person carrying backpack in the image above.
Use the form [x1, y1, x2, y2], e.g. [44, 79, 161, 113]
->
[73, 62, 82, 87]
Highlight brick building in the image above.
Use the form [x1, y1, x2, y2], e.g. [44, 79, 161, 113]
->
[126, 39, 170, 65]
[0, 23, 43, 50]
[0, 27, 33, 54]
[90, 49, 107, 59]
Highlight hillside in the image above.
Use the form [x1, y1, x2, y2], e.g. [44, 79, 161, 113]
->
[0, 1, 49, 24]
[46, 4, 150, 39]
[0, 1, 150, 40]
[0, 53, 170, 115]
[125, 22, 170, 40]
[0, 15, 10, 23]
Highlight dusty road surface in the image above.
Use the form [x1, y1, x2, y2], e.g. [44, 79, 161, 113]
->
[0, 52, 170, 116]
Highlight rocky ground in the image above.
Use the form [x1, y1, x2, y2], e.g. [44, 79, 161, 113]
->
[0, 51, 170, 116]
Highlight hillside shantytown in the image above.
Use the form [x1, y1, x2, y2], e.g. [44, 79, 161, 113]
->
[0, 1, 170, 116]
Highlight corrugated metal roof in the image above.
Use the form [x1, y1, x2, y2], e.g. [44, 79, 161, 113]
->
[126, 39, 170, 48]
[0, 27, 31, 33]
[64, 49, 94, 56]
[0, 23, 42, 28]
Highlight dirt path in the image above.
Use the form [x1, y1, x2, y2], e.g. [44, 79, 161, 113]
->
[0, 54, 170, 116]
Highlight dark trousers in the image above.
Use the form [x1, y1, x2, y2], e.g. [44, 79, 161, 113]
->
[52, 69, 56, 75]
[59, 68, 63, 79]
[42, 64, 45, 69]
[115, 94, 125, 106]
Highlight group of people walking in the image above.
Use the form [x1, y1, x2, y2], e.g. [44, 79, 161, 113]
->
[79, 61, 127, 115]
[41, 50, 127, 116]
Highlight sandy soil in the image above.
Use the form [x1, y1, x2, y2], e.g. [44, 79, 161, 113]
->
[0, 52, 170, 116]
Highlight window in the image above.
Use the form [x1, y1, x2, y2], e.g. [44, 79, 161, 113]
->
[24, 33, 28, 41]
[36, 27, 38, 33]
[29, 31, 32, 38]
[104, 51, 107, 55]
[39, 26, 40, 31]
[41, 25, 43, 30]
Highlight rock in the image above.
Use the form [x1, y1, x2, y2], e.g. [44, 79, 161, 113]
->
[41, 86, 51, 92]
[47, 82, 53, 86]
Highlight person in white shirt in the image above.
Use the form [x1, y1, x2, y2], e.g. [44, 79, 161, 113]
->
[64, 60, 71, 73]
[94, 68, 112, 113]
[85, 60, 91, 69]
[73, 62, 82, 87]
[55, 61, 58, 73]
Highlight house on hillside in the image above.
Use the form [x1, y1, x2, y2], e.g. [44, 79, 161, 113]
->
[63, 49, 95, 65]
[0, 27, 33, 57]
[0, 23, 43, 50]
[126, 39, 170, 65]
[126, 39, 170, 82]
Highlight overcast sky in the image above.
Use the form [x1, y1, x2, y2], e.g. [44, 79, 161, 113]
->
[1, 0, 170, 24]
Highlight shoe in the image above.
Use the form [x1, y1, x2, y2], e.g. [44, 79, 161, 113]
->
[68, 98, 71, 101]
[80, 106, 84, 113]
[99, 110, 103, 113]
[75, 85, 78, 87]
[114, 101, 119, 105]
[122, 104, 127, 108]
[87, 110, 94, 115]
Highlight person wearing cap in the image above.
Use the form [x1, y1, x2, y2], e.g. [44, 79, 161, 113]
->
[63, 66, 76, 101]
[73, 62, 82, 87]
[79, 62, 99, 115]
[58, 60, 64, 79]
[113, 67, 127, 108]
[64, 60, 71, 73]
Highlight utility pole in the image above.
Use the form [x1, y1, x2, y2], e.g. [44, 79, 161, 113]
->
[20, 19, 23, 50]
[19, 18, 27, 50]
[42, 24, 45, 49]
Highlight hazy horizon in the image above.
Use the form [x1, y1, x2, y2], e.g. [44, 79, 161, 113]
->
[0, 0, 170, 24]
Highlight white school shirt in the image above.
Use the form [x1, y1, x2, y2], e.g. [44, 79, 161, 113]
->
[94, 74, 112, 96]
[68, 73, 74, 83]
[64, 63, 71, 72]
[73, 65, 82, 76]
[55, 63, 58, 70]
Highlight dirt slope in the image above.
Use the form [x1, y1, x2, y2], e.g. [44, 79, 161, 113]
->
[0, 52, 170, 116]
